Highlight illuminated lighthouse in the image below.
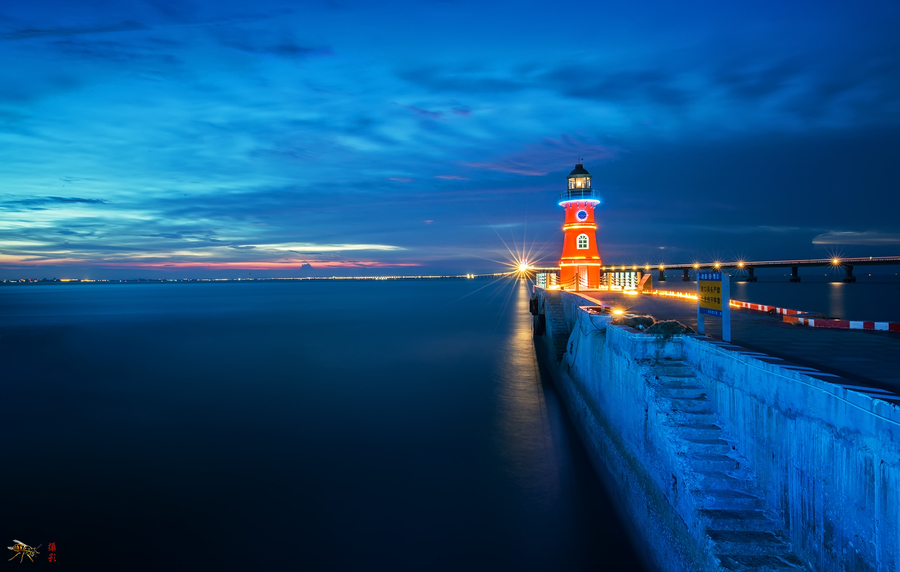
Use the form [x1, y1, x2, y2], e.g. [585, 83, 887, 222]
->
[559, 163, 602, 290]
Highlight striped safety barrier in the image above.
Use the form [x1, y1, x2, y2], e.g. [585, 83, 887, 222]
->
[732, 301, 802, 315]
[649, 290, 900, 333]
[785, 316, 900, 332]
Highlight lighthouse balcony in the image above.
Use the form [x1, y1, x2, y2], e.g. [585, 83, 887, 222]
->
[559, 188, 600, 203]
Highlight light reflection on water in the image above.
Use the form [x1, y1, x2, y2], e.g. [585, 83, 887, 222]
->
[828, 282, 846, 319]
[496, 282, 560, 507]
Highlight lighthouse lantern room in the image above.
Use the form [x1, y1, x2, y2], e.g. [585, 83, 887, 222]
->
[559, 163, 602, 290]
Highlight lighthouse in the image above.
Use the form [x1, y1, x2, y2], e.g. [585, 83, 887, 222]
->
[559, 163, 602, 290]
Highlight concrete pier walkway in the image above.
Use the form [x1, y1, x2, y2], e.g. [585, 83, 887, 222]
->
[532, 286, 900, 571]
[575, 290, 900, 396]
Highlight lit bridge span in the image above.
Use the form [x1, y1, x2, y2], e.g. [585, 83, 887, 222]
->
[601, 256, 900, 283]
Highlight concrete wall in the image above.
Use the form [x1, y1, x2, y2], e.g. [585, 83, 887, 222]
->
[684, 337, 900, 571]
[539, 290, 706, 571]
[534, 287, 900, 571]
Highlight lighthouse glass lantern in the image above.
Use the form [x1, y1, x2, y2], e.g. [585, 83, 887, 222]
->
[559, 163, 602, 290]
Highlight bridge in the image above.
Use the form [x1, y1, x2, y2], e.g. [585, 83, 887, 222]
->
[591, 256, 900, 283]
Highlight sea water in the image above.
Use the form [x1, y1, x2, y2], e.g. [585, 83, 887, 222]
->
[0, 280, 643, 570]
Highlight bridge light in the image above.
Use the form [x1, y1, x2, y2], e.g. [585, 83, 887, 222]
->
[714, 262, 721, 269]
[738, 262, 744, 268]
[693, 263, 699, 269]
[518, 261, 528, 273]
[632, 265, 637, 271]
[645, 264, 650, 271]
[832, 258, 840, 265]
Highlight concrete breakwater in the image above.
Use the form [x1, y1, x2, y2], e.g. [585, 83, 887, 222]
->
[531, 287, 900, 571]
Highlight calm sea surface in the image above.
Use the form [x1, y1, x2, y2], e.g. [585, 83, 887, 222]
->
[0, 280, 644, 570]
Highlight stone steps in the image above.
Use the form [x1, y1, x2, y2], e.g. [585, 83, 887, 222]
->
[666, 408, 719, 424]
[695, 489, 766, 510]
[714, 553, 806, 571]
[666, 395, 715, 412]
[654, 363, 698, 377]
[658, 384, 707, 398]
[707, 530, 790, 555]
[683, 437, 732, 455]
[649, 359, 808, 571]
[689, 453, 741, 472]
[667, 422, 723, 439]
[542, 292, 570, 362]
[693, 470, 757, 492]
[698, 509, 775, 532]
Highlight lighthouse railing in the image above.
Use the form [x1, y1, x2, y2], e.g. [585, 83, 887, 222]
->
[558, 189, 600, 202]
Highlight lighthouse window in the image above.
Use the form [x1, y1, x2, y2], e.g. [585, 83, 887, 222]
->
[575, 178, 585, 188]
[568, 179, 575, 189]
[577, 234, 589, 249]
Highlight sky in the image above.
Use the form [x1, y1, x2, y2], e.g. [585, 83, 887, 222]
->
[1, 0, 899, 278]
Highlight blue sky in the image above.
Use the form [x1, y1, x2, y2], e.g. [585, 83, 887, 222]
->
[1, 0, 899, 278]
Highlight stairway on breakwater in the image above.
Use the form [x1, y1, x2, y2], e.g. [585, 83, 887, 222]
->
[647, 360, 807, 571]
[542, 290, 569, 362]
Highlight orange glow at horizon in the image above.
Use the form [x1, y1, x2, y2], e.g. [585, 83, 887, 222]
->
[1, 258, 422, 270]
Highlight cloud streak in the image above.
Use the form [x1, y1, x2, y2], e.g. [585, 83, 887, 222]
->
[0, 196, 109, 211]
[1, 21, 147, 41]
[464, 136, 621, 176]
[812, 232, 900, 246]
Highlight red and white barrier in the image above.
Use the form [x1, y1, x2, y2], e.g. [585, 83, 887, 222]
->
[650, 289, 900, 333]
[786, 316, 900, 332]
[732, 301, 802, 315]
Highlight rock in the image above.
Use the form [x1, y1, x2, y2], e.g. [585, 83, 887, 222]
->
[645, 320, 694, 338]
[613, 314, 656, 330]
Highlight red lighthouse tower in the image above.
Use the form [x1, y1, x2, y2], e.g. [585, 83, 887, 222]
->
[559, 163, 602, 290]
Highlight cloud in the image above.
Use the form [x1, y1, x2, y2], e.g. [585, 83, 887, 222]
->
[78, 260, 421, 270]
[397, 67, 526, 94]
[812, 231, 900, 245]
[399, 46, 900, 130]
[1, 21, 147, 41]
[0, 196, 108, 211]
[543, 65, 691, 108]
[464, 135, 620, 176]
[252, 243, 406, 252]
[48, 38, 181, 66]
[403, 105, 442, 119]
[219, 35, 332, 59]
[435, 175, 469, 180]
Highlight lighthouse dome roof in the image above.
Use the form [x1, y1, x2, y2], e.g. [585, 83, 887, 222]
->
[567, 163, 591, 177]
